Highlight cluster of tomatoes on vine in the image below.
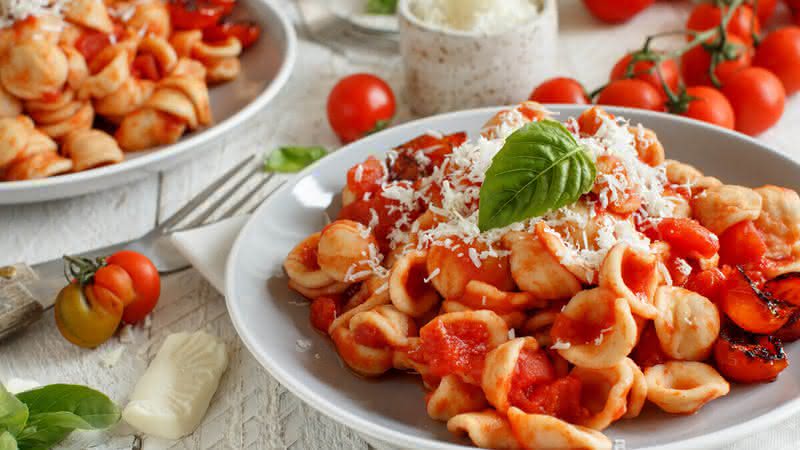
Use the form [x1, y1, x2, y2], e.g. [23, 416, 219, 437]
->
[532, 0, 800, 136]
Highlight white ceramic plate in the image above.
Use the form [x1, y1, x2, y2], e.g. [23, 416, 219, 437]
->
[226, 106, 800, 450]
[0, 0, 296, 205]
[330, 0, 399, 33]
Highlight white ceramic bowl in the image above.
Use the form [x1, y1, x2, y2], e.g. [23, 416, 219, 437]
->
[399, 0, 557, 116]
[0, 0, 296, 205]
[226, 106, 800, 450]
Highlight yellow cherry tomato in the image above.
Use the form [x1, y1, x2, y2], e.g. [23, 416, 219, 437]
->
[54, 283, 123, 348]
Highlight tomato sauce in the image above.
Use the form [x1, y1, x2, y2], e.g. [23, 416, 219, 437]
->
[299, 242, 320, 270]
[507, 347, 556, 409]
[622, 251, 655, 300]
[413, 319, 490, 381]
[309, 297, 338, 334]
[550, 300, 616, 346]
[510, 374, 587, 422]
[404, 262, 430, 299]
[353, 323, 390, 348]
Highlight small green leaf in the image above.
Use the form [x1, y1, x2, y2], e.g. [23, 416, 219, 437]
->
[15, 385, 119, 430]
[366, 0, 397, 15]
[0, 385, 28, 437]
[264, 146, 328, 173]
[478, 120, 596, 231]
[0, 431, 18, 450]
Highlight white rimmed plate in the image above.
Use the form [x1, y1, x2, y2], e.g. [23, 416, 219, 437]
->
[0, 0, 296, 205]
[226, 105, 800, 450]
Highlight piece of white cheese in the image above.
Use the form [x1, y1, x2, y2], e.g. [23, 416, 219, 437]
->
[122, 331, 228, 440]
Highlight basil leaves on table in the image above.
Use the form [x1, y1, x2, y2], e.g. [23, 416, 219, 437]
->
[0, 383, 119, 450]
[264, 146, 328, 173]
[478, 120, 597, 232]
[366, 0, 398, 15]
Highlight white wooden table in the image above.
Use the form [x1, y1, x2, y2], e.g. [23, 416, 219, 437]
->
[2, 1, 800, 449]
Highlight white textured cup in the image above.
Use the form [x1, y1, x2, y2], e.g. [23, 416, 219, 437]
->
[399, 0, 558, 116]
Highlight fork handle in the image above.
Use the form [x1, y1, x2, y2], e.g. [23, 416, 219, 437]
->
[0, 264, 44, 342]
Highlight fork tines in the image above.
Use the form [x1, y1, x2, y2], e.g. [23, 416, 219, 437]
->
[159, 155, 284, 233]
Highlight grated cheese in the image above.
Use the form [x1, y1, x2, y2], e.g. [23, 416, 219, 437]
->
[424, 267, 441, 283]
[0, 0, 69, 28]
[409, 0, 542, 34]
[551, 340, 571, 350]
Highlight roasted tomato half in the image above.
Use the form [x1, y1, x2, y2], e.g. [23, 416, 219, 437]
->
[714, 325, 788, 383]
[720, 267, 795, 334]
[764, 273, 800, 307]
[776, 310, 800, 342]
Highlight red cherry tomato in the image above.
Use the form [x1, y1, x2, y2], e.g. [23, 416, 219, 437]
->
[106, 251, 161, 324]
[749, 0, 777, 24]
[596, 79, 664, 111]
[648, 218, 720, 260]
[720, 267, 794, 334]
[169, 1, 226, 30]
[346, 156, 385, 196]
[610, 53, 680, 99]
[722, 67, 785, 136]
[678, 86, 735, 130]
[582, 0, 654, 23]
[714, 325, 788, 383]
[202, 22, 261, 48]
[687, 4, 760, 46]
[753, 27, 800, 95]
[764, 273, 800, 307]
[681, 35, 752, 87]
[327, 73, 396, 144]
[529, 77, 589, 104]
[718, 220, 767, 268]
[685, 268, 727, 303]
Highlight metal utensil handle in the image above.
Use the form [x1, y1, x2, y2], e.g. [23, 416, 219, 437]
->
[0, 264, 44, 342]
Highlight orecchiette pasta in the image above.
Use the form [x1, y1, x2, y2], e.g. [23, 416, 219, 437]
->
[0, 2, 257, 181]
[283, 105, 799, 449]
[552, 288, 638, 369]
[61, 129, 124, 172]
[645, 362, 729, 414]
[507, 408, 612, 450]
[692, 184, 763, 235]
[653, 286, 720, 361]
[427, 375, 488, 421]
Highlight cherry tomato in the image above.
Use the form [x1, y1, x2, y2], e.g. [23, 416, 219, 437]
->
[596, 79, 664, 111]
[749, 0, 777, 24]
[55, 283, 123, 349]
[310, 296, 339, 334]
[764, 273, 800, 307]
[582, 0, 654, 23]
[678, 86, 735, 130]
[718, 220, 767, 268]
[714, 325, 788, 383]
[169, 1, 225, 30]
[753, 27, 800, 95]
[687, 4, 760, 46]
[720, 267, 795, 334]
[776, 310, 800, 342]
[610, 53, 680, 99]
[681, 35, 752, 87]
[327, 74, 396, 144]
[685, 267, 727, 303]
[202, 22, 261, 48]
[647, 218, 720, 260]
[346, 156, 385, 196]
[722, 67, 785, 136]
[106, 251, 161, 324]
[529, 77, 589, 104]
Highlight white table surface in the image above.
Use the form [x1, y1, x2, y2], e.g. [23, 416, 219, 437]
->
[2, 1, 800, 449]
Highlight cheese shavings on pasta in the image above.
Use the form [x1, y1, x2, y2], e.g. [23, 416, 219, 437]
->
[0, 0, 68, 28]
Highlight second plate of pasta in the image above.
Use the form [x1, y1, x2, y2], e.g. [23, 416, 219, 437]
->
[226, 105, 800, 450]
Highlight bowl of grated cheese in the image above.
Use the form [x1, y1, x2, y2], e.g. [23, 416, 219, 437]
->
[399, 0, 558, 116]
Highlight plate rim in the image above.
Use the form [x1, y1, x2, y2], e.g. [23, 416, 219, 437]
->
[226, 105, 800, 450]
[0, 0, 297, 201]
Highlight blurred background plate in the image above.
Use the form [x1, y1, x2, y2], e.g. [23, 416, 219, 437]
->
[226, 105, 800, 450]
[329, 0, 400, 33]
[0, 0, 296, 205]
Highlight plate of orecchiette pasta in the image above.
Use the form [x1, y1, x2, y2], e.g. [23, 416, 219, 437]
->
[226, 104, 800, 450]
[0, 0, 295, 204]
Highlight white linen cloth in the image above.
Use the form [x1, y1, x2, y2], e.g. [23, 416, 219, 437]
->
[172, 217, 800, 450]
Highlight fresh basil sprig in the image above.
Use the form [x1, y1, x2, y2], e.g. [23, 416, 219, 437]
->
[264, 146, 328, 173]
[0, 384, 119, 450]
[366, 0, 398, 15]
[478, 120, 596, 231]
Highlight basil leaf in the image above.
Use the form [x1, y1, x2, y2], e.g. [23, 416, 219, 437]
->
[366, 0, 397, 14]
[478, 120, 596, 231]
[0, 385, 27, 437]
[264, 146, 328, 173]
[14, 420, 71, 450]
[0, 431, 17, 450]
[15, 385, 119, 430]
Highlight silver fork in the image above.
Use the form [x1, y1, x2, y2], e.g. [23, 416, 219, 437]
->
[0, 155, 283, 342]
[296, 0, 399, 55]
